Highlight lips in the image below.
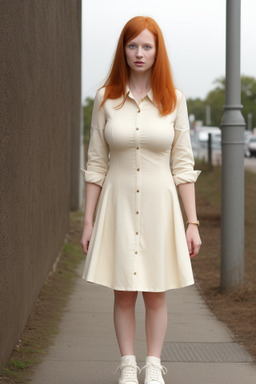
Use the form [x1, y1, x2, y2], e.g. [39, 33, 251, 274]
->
[134, 61, 144, 65]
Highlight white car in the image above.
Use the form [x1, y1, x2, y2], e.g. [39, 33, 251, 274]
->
[244, 131, 251, 157]
[197, 126, 221, 149]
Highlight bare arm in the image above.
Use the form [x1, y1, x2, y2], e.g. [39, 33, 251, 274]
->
[80, 182, 102, 254]
[177, 182, 202, 258]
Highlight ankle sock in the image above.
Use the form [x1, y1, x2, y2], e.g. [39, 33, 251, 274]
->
[146, 355, 161, 365]
[121, 355, 136, 364]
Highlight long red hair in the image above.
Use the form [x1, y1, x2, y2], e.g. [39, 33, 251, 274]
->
[101, 16, 177, 116]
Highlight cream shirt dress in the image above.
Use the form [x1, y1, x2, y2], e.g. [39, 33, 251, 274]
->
[81, 87, 200, 292]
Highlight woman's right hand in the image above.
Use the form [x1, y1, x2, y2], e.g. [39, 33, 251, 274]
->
[80, 222, 94, 254]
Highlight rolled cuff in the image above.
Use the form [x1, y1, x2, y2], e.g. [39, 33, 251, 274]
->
[172, 170, 201, 186]
[80, 168, 106, 187]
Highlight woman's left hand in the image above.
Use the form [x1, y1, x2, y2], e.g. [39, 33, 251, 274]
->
[186, 224, 202, 259]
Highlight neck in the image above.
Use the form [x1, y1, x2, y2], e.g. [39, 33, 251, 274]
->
[128, 71, 152, 93]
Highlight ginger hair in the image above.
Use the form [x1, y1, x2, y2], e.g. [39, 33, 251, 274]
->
[101, 16, 177, 115]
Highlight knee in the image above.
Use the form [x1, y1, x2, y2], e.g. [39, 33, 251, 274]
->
[114, 291, 138, 310]
[143, 292, 166, 311]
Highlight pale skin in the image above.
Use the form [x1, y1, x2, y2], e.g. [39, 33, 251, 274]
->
[81, 29, 202, 359]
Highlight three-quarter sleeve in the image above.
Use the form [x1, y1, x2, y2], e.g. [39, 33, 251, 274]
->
[171, 93, 201, 186]
[81, 89, 109, 187]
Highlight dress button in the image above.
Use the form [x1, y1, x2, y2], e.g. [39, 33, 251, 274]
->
[136, 147, 139, 150]
[136, 211, 139, 214]
[137, 189, 140, 193]
[134, 272, 137, 275]
[135, 251, 138, 254]
[137, 168, 140, 171]
[136, 127, 139, 131]
[136, 232, 139, 235]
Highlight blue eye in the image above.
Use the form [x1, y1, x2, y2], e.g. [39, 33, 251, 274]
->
[144, 45, 151, 50]
[128, 44, 136, 49]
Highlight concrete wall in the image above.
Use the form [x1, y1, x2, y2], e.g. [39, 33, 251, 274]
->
[0, 0, 81, 367]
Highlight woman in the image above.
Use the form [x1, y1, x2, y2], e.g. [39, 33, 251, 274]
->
[81, 16, 201, 384]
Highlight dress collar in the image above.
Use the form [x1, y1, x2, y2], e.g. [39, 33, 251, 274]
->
[125, 85, 154, 103]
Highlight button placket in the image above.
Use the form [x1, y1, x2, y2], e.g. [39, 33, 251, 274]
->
[133, 105, 142, 279]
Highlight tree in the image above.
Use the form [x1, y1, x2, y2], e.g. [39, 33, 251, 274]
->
[241, 76, 256, 130]
[204, 77, 225, 127]
[187, 98, 206, 125]
[187, 76, 256, 129]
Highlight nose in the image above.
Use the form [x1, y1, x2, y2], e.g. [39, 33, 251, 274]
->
[136, 47, 143, 58]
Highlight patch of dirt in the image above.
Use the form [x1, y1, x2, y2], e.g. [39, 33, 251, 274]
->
[192, 166, 256, 361]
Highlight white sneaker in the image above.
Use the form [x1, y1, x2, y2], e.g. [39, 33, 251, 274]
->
[142, 356, 167, 384]
[116, 355, 140, 384]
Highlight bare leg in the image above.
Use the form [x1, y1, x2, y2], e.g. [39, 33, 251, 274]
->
[113, 290, 138, 356]
[142, 292, 167, 358]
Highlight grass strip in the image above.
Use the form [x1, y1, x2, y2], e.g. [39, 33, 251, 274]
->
[192, 160, 256, 361]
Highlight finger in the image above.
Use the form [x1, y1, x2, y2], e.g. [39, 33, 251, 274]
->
[194, 245, 201, 255]
[85, 240, 90, 254]
[191, 243, 201, 258]
[80, 242, 88, 254]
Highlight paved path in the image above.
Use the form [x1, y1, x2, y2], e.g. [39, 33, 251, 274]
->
[31, 263, 256, 384]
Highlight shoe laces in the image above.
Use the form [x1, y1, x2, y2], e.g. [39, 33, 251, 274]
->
[142, 362, 167, 383]
[116, 362, 141, 383]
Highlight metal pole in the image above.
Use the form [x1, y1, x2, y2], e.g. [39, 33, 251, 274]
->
[207, 133, 212, 171]
[220, 0, 245, 291]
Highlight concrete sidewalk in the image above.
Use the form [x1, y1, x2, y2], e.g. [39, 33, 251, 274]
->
[31, 263, 256, 384]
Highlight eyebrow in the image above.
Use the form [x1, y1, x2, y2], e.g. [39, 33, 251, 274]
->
[128, 41, 154, 45]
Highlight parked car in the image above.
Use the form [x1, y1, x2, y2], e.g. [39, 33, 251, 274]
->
[248, 136, 256, 157]
[197, 126, 221, 149]
[244, 130, 251, 157]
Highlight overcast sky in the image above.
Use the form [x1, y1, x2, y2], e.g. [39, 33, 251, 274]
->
[82, 0, 256, 103]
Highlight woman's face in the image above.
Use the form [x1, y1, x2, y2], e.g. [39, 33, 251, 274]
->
[125, 29, 156, 74]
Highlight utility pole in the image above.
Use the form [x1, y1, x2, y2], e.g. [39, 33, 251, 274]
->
[247, 113, 252, 131]
[220, 0, 245, 290]
[206, 105, 211, 126]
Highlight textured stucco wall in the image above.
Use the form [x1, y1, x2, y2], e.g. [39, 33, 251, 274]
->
[0, 0, 81, 367]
